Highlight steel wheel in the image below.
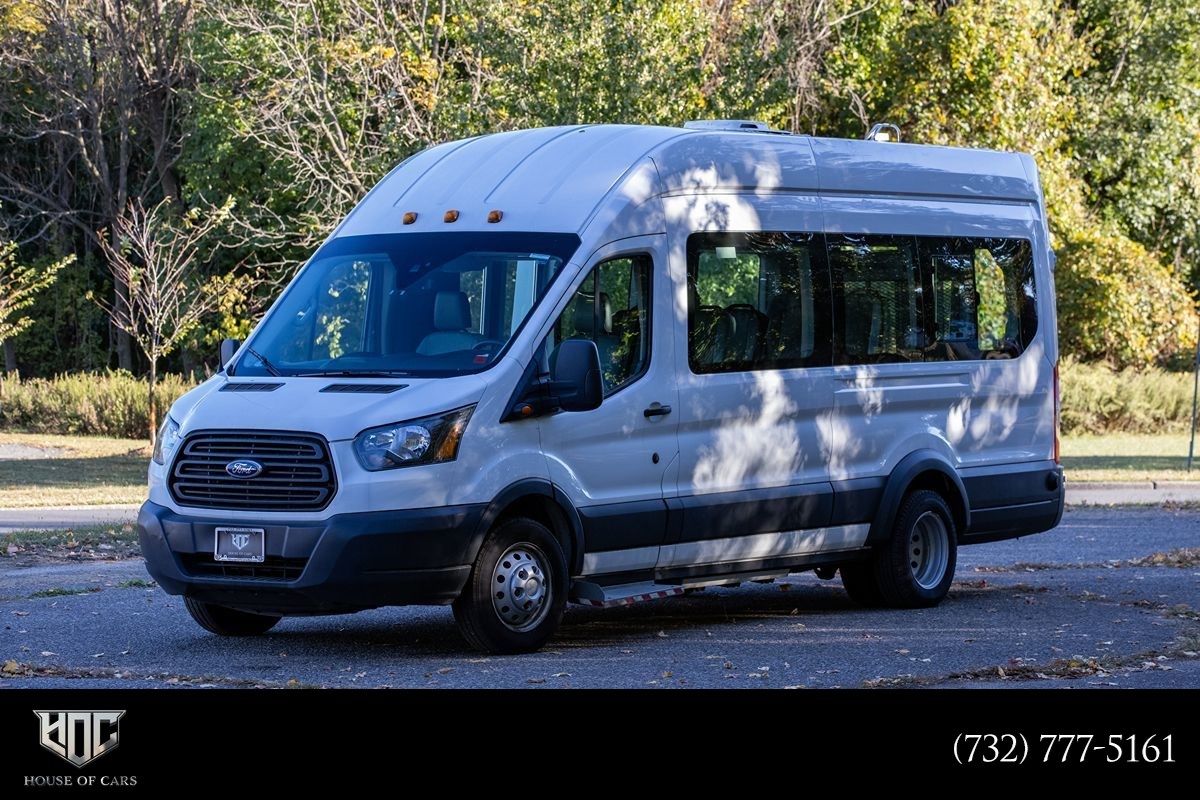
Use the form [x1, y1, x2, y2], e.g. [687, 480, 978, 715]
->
[490, 543, 552, 632]
[908, 510, 950, 590]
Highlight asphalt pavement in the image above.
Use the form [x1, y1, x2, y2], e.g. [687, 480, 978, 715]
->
[1, 506, 1198, 689]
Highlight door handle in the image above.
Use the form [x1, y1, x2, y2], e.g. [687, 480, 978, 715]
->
[643, 404, 672, 418]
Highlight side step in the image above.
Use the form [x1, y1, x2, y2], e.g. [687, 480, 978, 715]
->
[570, 569, 792, 608]
[570, 581, 684, 608]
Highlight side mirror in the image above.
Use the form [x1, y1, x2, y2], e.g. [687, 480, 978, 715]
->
[551, 339, 603, 412]
[219, 338, 241, 369]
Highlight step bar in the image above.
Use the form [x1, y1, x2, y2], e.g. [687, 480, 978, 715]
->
[570, 569, 791, 608]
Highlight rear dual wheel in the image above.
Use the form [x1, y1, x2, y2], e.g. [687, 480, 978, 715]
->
[842, 489, 957, 608]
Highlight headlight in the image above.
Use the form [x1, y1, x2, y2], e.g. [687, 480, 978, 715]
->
[152, 417, 182, 465]
[353, 406, 475, 471]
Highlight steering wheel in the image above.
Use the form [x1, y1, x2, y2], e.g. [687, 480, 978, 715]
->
[472, 340, 504, 353]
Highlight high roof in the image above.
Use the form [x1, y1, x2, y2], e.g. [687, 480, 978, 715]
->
[332, 124, 1041, 241]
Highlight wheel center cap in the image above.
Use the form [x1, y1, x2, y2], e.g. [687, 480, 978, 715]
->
[524, 577, 540, 595]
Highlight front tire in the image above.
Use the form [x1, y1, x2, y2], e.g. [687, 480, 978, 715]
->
[453, 517, 567, 654]
[184, 597, 281, 636]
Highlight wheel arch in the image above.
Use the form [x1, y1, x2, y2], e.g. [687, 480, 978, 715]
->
[866, 450, 970, 545]
[471, 480, 586, 575]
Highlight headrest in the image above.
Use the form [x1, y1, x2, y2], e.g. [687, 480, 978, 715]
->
[433, 291, 472, 331]
[572, 292, 613, 335]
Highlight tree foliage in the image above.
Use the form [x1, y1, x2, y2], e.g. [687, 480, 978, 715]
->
[0, 242, 73, 346]
[1, 0, 1198, 375]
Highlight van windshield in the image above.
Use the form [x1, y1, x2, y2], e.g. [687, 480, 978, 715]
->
[233, 232, 580, 378]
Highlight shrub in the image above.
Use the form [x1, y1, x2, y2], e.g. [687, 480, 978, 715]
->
[0, 371, 196, 439]
[1060, 357, 1196, 435]
[1056, 229, 1199, 369]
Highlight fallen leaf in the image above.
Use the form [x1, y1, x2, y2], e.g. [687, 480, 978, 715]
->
[656, 630, 668, 638]
[40, 651, 56, 657]
[527, 678, 546, 685]
[662, 671, 673, 679]
[895, 649, 910, 655]
[436, 667, 453, 675]
[90, 653, 104, 658]
[12, 611, 29, 617]
[997, 666, 1007, 678]
[723, 661, 733, 670]
[287, 679, 299, 686]
[2, 660, 20, 674]
[552, 672, 571, 678]
[120, 650, 131, 655]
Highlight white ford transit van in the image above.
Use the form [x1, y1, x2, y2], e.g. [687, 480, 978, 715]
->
[139, 122, 1064, 653]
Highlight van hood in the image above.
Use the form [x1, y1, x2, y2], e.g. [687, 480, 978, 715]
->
[169, 373, 490, 442]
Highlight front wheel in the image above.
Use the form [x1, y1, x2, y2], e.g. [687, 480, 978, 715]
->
[184, 597, 281, 636]
[452, 517, 567, 654]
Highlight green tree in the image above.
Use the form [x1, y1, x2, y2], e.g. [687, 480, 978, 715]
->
[0, 242, 73, 374]
[1072, 0, 1200, 280]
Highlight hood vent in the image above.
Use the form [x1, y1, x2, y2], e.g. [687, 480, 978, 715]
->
[221, 382, 284, 392]
[320, 383, 407, 394]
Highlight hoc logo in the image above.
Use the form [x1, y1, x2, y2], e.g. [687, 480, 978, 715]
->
[230, 533, 250, 550]
[34, 711, 125, 768]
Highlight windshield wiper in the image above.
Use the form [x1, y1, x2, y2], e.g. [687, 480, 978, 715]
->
[245, 347, 282, 377]
[294, 370, 413, 378]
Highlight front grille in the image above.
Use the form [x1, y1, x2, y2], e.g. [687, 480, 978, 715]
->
[180, 553, 308, 581]
[168, 431, 336, 511]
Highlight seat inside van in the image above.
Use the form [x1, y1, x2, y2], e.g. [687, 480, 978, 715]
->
[416, 290, 483, 355]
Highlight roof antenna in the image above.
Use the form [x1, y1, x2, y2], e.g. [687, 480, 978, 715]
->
[865, 123, 901, 143]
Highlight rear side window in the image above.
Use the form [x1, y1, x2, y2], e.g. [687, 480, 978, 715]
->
[687, 232, 832, 373]
[827, 235, 925, 364]
[919, 237, 1037, 360]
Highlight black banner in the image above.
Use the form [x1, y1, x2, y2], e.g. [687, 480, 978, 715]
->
[1, 688, 1193, 791]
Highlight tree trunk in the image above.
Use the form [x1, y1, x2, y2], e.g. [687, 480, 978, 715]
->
[148, 359, 158, 444]
[2, 340, 16, 376]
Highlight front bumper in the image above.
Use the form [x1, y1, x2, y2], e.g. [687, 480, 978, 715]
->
[137, 500, 486, 615]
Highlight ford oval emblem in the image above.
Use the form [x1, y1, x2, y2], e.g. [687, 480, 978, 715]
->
[225, 459, 263, 479]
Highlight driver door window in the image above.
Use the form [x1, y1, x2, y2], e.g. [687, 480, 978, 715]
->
[549, 254, 652, 396]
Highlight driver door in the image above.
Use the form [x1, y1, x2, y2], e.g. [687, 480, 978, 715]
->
[537, 236, 679, 579]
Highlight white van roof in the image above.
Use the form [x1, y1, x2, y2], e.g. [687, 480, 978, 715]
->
[334, 124, 1042, 241]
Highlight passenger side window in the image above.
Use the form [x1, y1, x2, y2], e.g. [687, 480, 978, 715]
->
[827, 235, 925, 365]
[918, 237, 1038, 361]
[548, 254, 652, 395]
[687, 232, 832, 373]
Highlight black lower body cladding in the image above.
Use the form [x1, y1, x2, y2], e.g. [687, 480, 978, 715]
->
[137, 500, 486, 615]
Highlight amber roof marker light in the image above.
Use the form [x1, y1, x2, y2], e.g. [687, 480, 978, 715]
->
[487, 209, 504, 223]
[402, 211, 417, 225]
[443, 209, 459, 223]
